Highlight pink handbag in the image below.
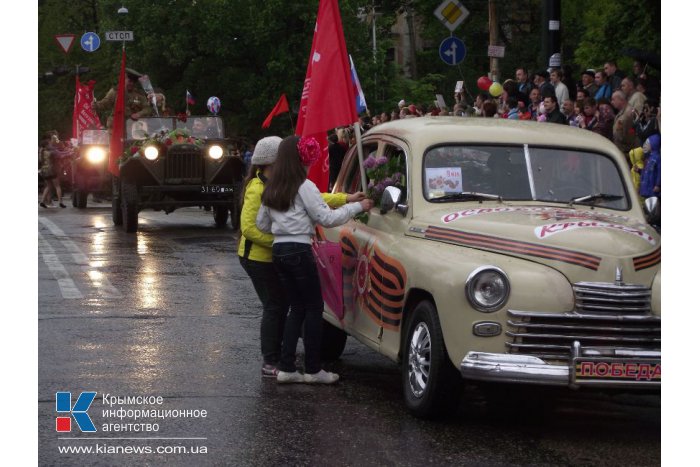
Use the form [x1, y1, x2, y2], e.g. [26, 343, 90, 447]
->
[312, 240, 344, 320]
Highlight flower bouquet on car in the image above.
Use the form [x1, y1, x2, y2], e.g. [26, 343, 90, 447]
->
[356, 153, 405, 223]
[120, 128, 203, 164]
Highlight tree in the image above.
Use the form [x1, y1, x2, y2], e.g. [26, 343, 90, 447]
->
[38, 0, 660, 141]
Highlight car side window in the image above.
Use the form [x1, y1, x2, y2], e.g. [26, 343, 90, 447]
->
[383, 144, 408, 203]
[343, 142, 379, 194]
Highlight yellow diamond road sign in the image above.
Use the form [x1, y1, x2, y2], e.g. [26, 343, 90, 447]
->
[434, 0, 469, 32]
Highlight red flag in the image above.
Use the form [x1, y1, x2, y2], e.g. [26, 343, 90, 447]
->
[296, 0, 356, 191]
[72, 76, 102, 140]
[261, 93, 290, 128]
[108, 49, 127, 177]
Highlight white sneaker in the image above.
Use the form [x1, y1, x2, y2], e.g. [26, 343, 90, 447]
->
[276, 370, 304, 384]
[303, 370, 340, 384]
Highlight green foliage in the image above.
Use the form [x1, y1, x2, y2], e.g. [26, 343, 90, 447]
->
[567, 0, 660, 70]
[38, 0, 660, 142]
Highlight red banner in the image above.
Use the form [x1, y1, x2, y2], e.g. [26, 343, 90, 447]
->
[296, 0, 356, 191]
[72, 76, 102, 140]
[108, 49, 127, 177]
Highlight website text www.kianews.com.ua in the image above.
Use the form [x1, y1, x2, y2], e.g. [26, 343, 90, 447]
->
[57, 444, 208, 455]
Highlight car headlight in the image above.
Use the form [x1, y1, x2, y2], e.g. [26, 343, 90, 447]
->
[86, 147, 107, 164]
[465, 266, 510, 312]
[208, 145, 224, 160]
[143, 145, 159, 161]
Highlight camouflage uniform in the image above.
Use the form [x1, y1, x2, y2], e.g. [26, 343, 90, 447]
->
[95, 87, 152, 128]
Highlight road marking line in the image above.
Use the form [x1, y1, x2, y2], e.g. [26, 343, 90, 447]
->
[38, 216, 123, 299]
[38, 232, 83, 299]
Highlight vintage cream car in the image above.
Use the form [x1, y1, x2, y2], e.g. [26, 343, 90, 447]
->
[318, 117, 660, 418]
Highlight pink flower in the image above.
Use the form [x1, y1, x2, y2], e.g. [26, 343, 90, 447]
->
[297, 136, 321, 166]
[130, 146, 139, 154]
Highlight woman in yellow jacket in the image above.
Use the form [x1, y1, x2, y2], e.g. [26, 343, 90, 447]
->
[238, 136, 364, 377]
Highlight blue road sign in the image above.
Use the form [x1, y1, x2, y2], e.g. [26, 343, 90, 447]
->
[81, 32, 101, 53]
[439, 37, 466, 66]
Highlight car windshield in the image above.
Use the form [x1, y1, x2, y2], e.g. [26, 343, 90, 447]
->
[423, 145, 629, 210]
[127, 118, 174, 140]
[177, 117, 225, 139]
[80, 129, 110, 145]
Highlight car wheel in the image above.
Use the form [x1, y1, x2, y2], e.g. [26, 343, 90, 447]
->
[121, 181, 139, 233]
[320, 319, 347, 361]
[213, 206, 229, 228]
[402, 300, 463, 418]
[75, 190, 88, 209]
[111, 177, 122, 225]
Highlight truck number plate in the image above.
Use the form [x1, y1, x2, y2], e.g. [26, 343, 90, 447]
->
[201, 185, 234, 193]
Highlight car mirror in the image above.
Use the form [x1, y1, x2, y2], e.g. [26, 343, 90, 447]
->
[643, 196, 660, 225]
[380, 186, 405, 215]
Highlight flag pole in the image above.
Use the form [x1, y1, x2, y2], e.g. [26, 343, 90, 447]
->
[353, 122, 367, 192]
[288, 111, 295, 133]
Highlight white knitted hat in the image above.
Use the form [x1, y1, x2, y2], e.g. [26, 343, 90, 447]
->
[251, 136, 282, 166]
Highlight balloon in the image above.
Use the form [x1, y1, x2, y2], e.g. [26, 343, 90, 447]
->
[477, 76, 493, 91]
[489, 82, 503, 97]
[207, 96, 221, 115]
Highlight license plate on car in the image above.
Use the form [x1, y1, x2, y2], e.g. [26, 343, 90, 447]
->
[574, 358, 661, 384]
[201, 185, 234, 193]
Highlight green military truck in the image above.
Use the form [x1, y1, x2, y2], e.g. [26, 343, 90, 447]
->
[112, 116, 245, 233]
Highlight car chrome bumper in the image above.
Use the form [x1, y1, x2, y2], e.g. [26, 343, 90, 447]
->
[461, 345, 661, 389]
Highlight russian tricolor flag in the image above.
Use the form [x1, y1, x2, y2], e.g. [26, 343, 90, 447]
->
[349, 55, 367, 115]
[186, 90, 195, 106]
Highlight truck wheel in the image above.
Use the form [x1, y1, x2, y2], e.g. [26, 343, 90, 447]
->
[112, 177, 122, 225]
[213, 206, 229, 228]
[229, 181, 242, 230]
[75, 190, 88, 209]
[402, 300, 463, 418]
[121, 181, 139, 233]
[229, 204, 240, 231]
[320, 320, 347, 361]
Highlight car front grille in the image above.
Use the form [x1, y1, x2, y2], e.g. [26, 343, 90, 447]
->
[165, 146, 203, 181]
[506, 282, 660, 362]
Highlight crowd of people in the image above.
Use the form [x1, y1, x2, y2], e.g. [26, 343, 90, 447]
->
[331, 59, 661, 206]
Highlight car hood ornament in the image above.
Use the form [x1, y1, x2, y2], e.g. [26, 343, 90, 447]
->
[615, 266, 624, 285]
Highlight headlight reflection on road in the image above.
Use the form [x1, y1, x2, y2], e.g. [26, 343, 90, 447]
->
[137, 233, 162, 309]
[137, 234, 149, 255]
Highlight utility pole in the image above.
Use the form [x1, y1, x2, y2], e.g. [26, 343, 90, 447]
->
[488, 0, 499, 82]
[542, 0, 562, 69]
[406, 5, 418, 79]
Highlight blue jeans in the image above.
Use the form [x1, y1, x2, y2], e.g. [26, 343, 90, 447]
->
[272, 242, 324, 374]
[239, 256, 288, 365]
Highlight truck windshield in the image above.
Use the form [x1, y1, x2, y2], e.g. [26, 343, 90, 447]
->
[127, 118, 174, 140]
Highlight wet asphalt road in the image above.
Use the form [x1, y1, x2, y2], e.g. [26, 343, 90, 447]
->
[38, 200, 660, 466]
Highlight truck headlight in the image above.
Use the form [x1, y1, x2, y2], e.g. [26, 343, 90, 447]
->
[465, 266, 510, 312]
[86, 147, 107, 164]
[208, 145, 224, 160]
[144, 145, 159, 161]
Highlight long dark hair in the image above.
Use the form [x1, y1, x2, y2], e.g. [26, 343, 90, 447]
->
[261, 135, 306, 211]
